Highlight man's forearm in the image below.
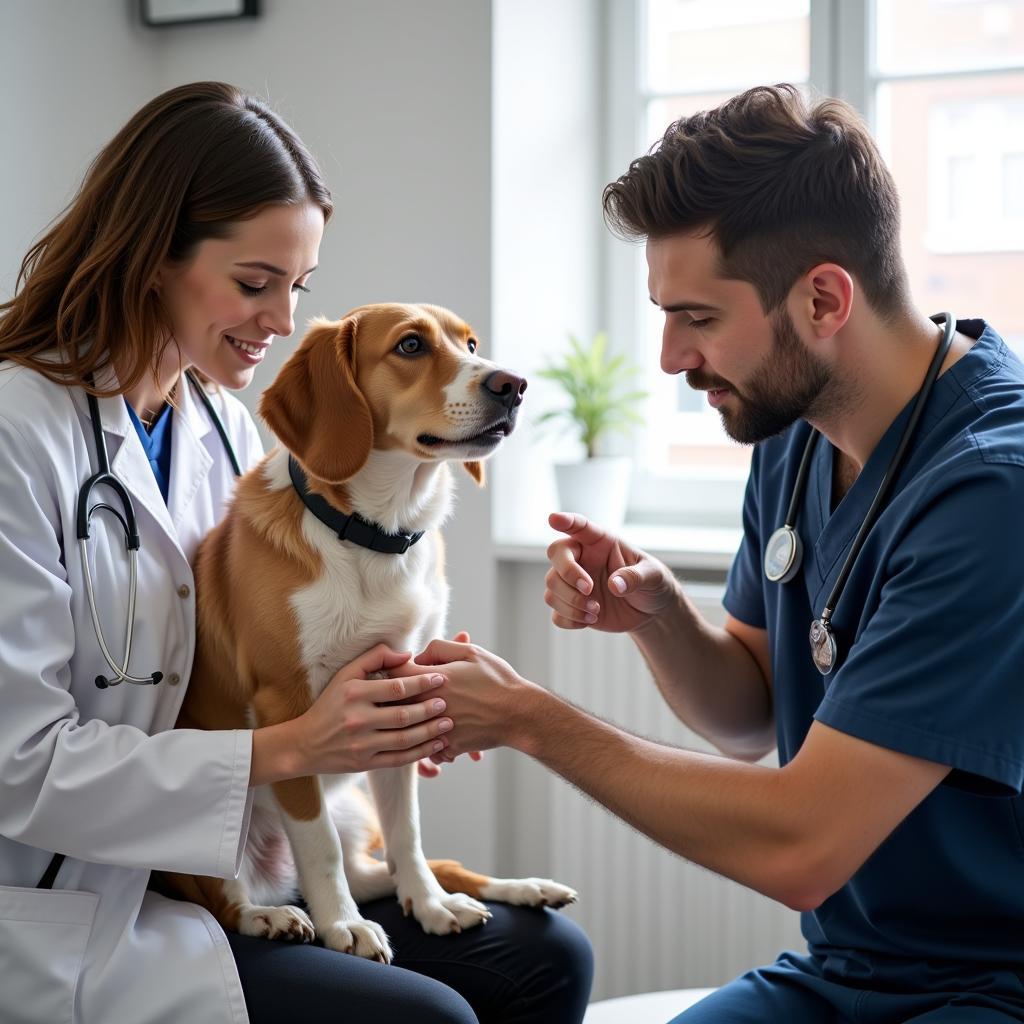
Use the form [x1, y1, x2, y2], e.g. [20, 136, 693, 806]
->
[510, 684, 812, 909]
[630, 586, 774, 760]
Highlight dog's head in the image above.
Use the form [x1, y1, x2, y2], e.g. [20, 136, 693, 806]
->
[258, 303, 526, 485]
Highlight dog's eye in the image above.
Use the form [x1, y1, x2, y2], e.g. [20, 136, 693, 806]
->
[396, 335, 425, 356]
[467, 339, 478, 354]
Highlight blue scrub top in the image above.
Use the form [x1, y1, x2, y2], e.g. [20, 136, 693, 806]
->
[125, 400, 173, 503]
[724, 320, 1024, 987]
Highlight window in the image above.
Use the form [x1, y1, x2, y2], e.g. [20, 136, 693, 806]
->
[873, 0, 1024, 355]
[922, 97, 1024, 252]
[614, 0, 1024, 528]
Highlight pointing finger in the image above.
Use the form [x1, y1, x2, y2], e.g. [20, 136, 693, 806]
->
[548, 511, 609, 546]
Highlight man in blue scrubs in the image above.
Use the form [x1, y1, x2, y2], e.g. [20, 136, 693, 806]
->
[418, 83, 1024, 1020]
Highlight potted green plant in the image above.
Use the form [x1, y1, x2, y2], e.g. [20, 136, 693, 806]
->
[536, 331, 648, 528]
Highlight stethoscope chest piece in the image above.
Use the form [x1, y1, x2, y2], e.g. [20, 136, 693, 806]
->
[809, 618, 837, 675]
[764, 525, 803, 584]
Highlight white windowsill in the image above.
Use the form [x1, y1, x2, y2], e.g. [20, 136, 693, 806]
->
[494, 522, 741, 572]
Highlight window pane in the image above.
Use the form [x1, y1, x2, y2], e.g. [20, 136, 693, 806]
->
[875, 0, 1024, 75]
[876, 73, 1024, 355]
[1005, 152, 1024, 217]
[644, 0, 809, 94]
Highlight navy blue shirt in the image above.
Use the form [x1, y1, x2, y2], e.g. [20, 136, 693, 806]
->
[724, 320, 1024, 986]
[125, 400, 173, 503]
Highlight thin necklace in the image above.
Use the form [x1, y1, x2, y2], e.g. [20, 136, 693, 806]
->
[138, 404, 164, 430]
[137, 381, 175, 431]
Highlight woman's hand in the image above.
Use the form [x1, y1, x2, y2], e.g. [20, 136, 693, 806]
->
[544, 511, 679, 634]
[278, 644, 453, 780]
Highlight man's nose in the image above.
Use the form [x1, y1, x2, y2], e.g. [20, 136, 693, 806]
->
[661, 328, 704, 375]
[482, 370, 528, 410]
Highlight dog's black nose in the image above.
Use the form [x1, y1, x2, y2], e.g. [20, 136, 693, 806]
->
[483, 370, 527, 410]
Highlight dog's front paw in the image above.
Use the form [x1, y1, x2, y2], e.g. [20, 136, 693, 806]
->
[405, 891, 492, 935]
[483, 877, 579, 908]
[238, 904, 315, 942]
[321, 918, 393, 963]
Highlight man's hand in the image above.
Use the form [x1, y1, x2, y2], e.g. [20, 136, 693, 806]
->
[414, 631, 483, 772]
[544, 512, 679, 633]
[405, 638, 540, 760]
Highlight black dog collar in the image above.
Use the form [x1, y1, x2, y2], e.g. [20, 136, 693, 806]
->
[288, 456, 425, 555]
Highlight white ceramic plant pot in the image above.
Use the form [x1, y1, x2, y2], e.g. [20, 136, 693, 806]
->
[553, 456, 632, 531]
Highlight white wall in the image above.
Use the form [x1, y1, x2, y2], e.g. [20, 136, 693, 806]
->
[0, 1, 157, 296]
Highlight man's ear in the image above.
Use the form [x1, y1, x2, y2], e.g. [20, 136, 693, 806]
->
[463, 461, 485, 486]
[258, 315, 373, 484]
[799, 263, 854, 339]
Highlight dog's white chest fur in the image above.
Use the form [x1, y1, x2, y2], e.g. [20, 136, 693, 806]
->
[293, 542, 446, 697]
[262, 448, 450, 701]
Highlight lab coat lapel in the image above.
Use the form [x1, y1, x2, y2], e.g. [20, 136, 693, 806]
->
[73, 389, 181, 554]
[167, 377, 214, 553]
[71, 378, 210, 564]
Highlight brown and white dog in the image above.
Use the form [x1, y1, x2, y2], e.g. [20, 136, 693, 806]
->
[164, 303, 576, 962]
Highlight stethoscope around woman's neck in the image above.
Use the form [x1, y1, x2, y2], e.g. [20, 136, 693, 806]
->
[763, 312, 956, 676]
[79, 369, 241, 689]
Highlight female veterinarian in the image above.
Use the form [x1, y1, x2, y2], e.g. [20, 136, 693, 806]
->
[0, 82, 591, 1024]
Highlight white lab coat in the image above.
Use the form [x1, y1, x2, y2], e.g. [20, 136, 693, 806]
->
[0, 360, 265, 1024]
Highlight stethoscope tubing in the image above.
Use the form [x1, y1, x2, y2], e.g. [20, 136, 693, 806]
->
[79, 540, 157, 687]
[819, 311, 956, 621]
[80, 369, 240, 688]
[767, 312, 957, 675]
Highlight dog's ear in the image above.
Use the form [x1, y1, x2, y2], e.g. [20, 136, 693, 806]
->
[259, 316, 373, 484]
[462, 461, 485, 486]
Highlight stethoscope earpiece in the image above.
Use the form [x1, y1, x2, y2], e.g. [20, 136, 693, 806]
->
[764, 313, 957, 676]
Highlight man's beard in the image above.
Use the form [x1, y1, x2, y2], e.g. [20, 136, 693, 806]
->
[686, 308, 831, 444]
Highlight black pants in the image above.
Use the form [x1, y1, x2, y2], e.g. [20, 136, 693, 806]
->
[227, 898, 594, 1024]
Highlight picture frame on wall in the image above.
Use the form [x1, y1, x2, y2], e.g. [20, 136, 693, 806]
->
[141, 0, 259, 28]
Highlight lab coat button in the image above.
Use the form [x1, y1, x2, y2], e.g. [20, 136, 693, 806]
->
[177, 584, 191, 599]
[168, 673, 181, 685]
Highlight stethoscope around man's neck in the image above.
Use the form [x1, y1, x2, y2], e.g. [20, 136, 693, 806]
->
[763, 312, 956, 676]
[79, 369, 241, 689]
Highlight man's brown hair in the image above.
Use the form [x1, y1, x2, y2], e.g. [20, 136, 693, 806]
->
[603, 84, 909, 318]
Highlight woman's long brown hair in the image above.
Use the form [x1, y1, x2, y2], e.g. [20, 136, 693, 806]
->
[0, 81, 333, 397]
